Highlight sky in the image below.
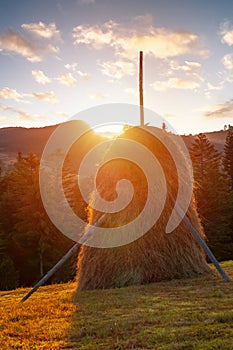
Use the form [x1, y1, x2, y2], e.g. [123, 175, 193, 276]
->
[0, 0, 233, 134]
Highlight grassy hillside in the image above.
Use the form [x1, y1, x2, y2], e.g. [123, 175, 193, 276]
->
[0, 261, 233, 349]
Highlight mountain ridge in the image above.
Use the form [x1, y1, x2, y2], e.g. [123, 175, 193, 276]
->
[0, 124, 228, 169]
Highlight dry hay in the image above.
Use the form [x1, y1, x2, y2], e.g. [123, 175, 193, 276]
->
[76, 126, 211, 291]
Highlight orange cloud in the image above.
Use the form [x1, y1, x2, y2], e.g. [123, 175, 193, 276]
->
[222, 53, 233, 70]
[170, 60, 201, 72]
[0, 30, 42, 62]
[168, 60, 204, 81]
[73, 21, 116, 50]
[89, 93, 108, 100]
[30, 91, 58, 103]
[0, 103, 43, 122]
[64, 63, 78, 71]
[73, 20, 209, 60]
[99, 60, 135, 79]
[0, 87, 24, 101]
[0, 29, 59, 62]
[64, 63, 90, 79]
[151, 77, 200, 91]
[57, 73, 77, 87]
[22, 22, 61, 40]
[220, 20, 233, 46]
[32, 70, 51, 84]
[205, 99, 233, 118]
[0, 87, 58, 104]
[207, 82, 223, 91]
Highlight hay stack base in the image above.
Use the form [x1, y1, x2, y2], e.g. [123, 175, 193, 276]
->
[76, 127, 211, 291]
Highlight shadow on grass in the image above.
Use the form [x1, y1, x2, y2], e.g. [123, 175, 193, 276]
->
[67, 262, 233, 350]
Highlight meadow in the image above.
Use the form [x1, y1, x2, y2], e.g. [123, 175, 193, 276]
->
[0, 261, 233, 349]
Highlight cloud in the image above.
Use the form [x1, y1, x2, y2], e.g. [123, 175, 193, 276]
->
[168, 60, 204, 81]
[65, 63, 90, 79]
[65, 63, 78, 71]
[31, 67, 89, 87]
[14, 109, 36, 121]
[204, 99, 233, 118]
[32, 70, 51, 84]
[163, 113, 176, 118]
[89, 93, 108, 100]
[0, 87, 58, 104]
[52, 111, 69, 118]
[73, 20, 116, 50]
[57, 73, 77, 87]
[0, 87, 24, 101]
[151, 77, 200, 91]
[169, 60, 201, 72]
[222, 53, 233, 70]
[0, 29, 59, 62]
[73, 20, 209, 60]
[220, 20, 233, 46]
[0, 29, 42, 62]
[0, 116, 7, 122]
[22, 22, 60, 40]
[0, 103, 41, 121]
[46, 44, 59, 54]
[30, 91, 58, 103]
[77, 70, 90, 79]
[207, 82, 223, 91]
[99, 60, 135, 79]
[124, 87, 137, 95]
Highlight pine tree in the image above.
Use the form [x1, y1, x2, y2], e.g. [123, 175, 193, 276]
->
[0, 152, 75, 286]
[190, 134, 222, 219]
[223, 129, 233, 190]
[190, 133, 233, 261]
[223, 129, 233, 257]
[0, 219, 19, 290]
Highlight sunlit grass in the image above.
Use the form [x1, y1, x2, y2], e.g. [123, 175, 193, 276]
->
[0, 261, 233, 349]
[0, 283, 76, 349]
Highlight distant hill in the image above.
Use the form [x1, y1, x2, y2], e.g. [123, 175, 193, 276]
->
[0, 121, 104, 170]
[0, 125, 57, 168]
[0, 125, 57, 155]
[0, 124, 228, 170]
[182, 130, 227, 153]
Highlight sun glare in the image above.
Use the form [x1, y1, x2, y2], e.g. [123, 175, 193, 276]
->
[93, 124, 125, 138]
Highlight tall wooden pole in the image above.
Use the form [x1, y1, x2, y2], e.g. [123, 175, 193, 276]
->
[139, 51, 144, 126]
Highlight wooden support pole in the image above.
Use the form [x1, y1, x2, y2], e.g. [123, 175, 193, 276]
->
[139, 51, 144, 126]
[175, 204, 230, 282]
[183, 213, 230, 282]
[20, 242, 80, 302]
[20, 214, 106, 303]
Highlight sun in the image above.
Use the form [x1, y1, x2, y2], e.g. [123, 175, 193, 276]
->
[93, 124, 125, 138]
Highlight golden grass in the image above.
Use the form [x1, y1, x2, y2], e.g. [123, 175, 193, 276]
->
[0, 262, 232, 349]
[0, 283, 75, 349]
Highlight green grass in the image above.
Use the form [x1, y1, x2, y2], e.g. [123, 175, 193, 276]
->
[1, 261, 233, 349]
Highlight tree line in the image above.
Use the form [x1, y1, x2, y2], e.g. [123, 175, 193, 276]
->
[0, 152, 78, 290]
[190, 127, 233, 261]
[0, 128, 233, 290]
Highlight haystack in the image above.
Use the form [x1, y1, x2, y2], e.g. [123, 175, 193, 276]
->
[76, 126, 211, 290]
